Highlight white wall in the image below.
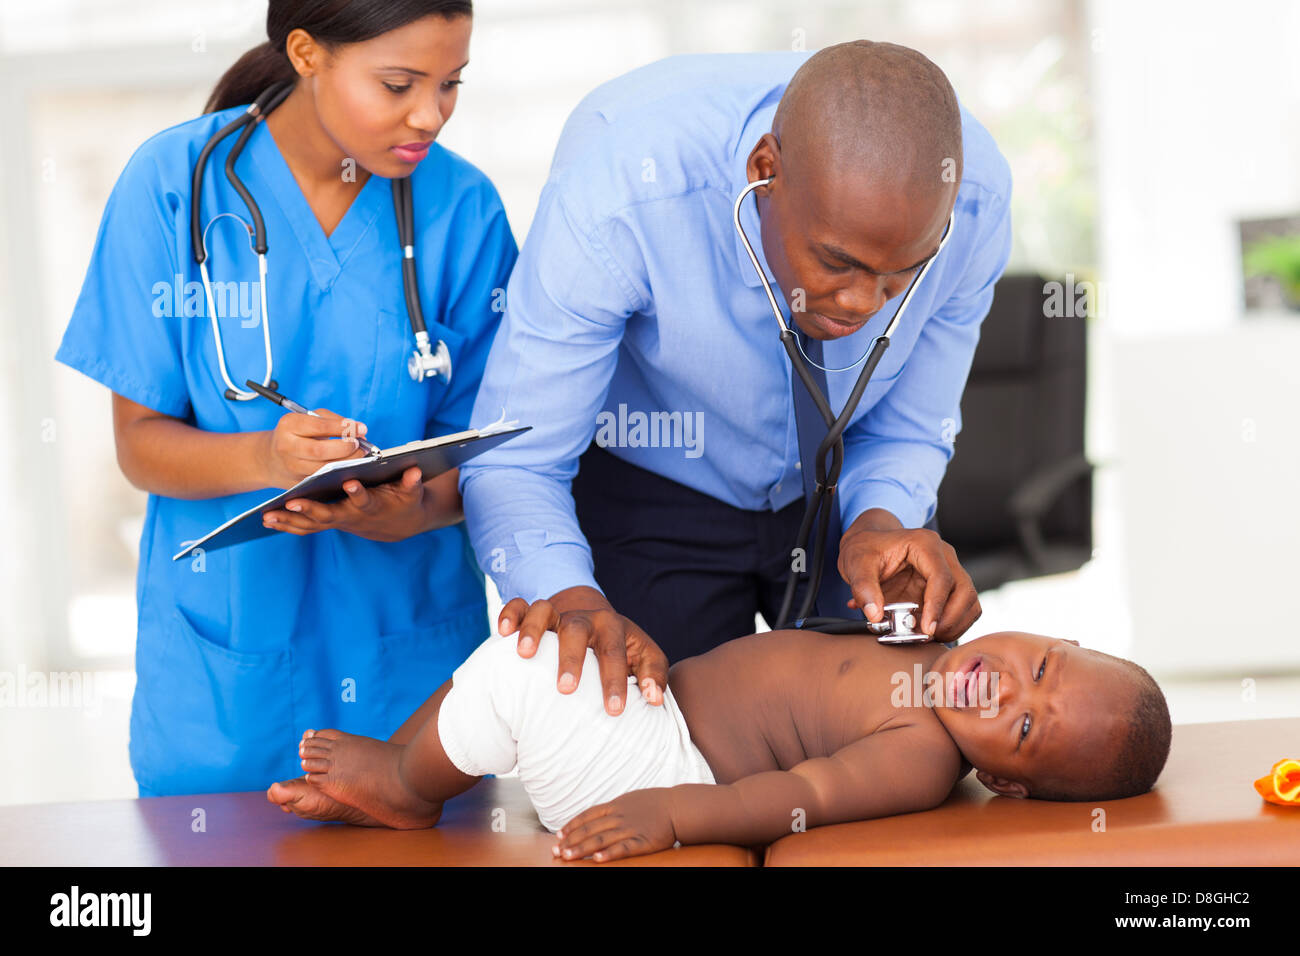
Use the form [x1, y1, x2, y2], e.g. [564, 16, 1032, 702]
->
[1089, 0, 1300, 675]
[1090, 0, 1300, 337]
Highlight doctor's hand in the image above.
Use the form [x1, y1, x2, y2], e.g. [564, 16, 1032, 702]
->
[260, 407, 369, 489]
[497, 589, 670, 717]
[263, 466, 461, 543]
[838, 508, 981, 643]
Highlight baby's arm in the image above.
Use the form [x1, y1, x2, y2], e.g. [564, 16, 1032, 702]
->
[554, 726, 961, 861]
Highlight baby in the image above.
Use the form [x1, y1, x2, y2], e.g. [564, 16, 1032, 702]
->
[268, 611, 1171, 862]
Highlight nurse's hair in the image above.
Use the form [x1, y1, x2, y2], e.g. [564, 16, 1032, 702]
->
[206, 0, 472, 114]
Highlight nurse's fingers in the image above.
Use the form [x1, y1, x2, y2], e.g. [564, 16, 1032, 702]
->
[276, 410, 360, 441]
[341, 480, 374, 512]
[307, 409, 369, 440]
[281, 498, 338, 525]
[292, 435, 363, 463]
[262, 507, 328, 534]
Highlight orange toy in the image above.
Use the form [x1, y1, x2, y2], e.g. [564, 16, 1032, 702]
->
[1254, 758, 1300, 806]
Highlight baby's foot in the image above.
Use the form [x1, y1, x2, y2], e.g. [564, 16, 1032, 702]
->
[298, 728, 443, 830]
[266, 775, 385, 827]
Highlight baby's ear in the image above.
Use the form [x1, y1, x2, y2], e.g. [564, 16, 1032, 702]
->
[975, 770, 1029, 799]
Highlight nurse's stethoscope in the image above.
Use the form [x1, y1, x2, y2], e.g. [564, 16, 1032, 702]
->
[190, 80, 452, 402]
[731, 176, 954, 640]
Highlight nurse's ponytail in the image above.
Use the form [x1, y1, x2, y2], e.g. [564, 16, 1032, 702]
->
[205, 0, 474, 114]
[205, 42, 295, 113]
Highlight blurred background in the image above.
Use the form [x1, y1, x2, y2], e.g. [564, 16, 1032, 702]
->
[1, 0, 1297, 805]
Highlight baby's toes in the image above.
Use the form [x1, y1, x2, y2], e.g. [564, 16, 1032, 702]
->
[301, 754, 333, 776]
[300, 735, 335, 756]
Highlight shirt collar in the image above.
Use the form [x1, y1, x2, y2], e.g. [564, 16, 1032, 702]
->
[730, 101, 780, 290]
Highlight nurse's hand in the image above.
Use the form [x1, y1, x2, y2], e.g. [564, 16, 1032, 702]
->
[261, 408, 369, 488]
[263, 466, 459, 542]
[497, 589, 670, 717]
[839, 508, 981, 643]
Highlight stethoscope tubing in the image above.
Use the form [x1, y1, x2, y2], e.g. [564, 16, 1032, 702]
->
[189, 81, 446, 402]
[732, 176, 954, 628]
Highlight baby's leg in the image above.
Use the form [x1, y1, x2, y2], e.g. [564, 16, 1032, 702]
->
[294, 679, 482, 829]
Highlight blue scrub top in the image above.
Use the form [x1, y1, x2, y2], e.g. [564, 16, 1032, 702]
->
[55, 107, 517, 796]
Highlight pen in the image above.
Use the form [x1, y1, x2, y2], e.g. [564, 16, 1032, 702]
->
[245, 380, 382, 455]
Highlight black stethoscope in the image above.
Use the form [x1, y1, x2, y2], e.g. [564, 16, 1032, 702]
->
[190, 80, 452, 402]
[731, 176, 954, 633]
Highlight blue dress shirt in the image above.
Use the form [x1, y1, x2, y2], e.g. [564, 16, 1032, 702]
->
[459, 51, 1012, 604]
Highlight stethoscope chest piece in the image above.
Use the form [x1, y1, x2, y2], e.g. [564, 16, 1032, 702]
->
[408, 332, 452, 384]
[870, 602, 929, 644]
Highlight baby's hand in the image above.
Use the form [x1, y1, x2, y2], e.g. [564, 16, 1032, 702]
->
[552, 789, 677, 863]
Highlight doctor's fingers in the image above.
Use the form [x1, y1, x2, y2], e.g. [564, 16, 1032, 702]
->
[553, 614, 596, 695]
[932, 549, 980, 641]
[587, 618, 646, 716]
[513, 600, 559, 656]
[912, 539, 960, 638]
[626, 631, 668, 706]
[846, 564, 889, 623]
[935, 588, 982, 643]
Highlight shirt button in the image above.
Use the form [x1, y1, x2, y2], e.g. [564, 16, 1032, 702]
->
[774, 483, 782, 493]
[795, 461, 802, 471]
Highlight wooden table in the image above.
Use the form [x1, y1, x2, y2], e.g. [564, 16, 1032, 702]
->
[4, 719, 1294, 866]
[0, 776, 757, 866]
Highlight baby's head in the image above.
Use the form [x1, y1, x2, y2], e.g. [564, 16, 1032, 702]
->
[928, 631, 1171, 801]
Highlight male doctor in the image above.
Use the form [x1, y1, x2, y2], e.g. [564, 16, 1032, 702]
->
[459, 41, 1012, 715]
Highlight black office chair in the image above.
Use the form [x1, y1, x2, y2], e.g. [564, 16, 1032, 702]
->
[934, 274, 1094, 592]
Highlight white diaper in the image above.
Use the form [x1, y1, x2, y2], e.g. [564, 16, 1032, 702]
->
[436, 629, 716, 833]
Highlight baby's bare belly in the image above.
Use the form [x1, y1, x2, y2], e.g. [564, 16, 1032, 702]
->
[668, 652, 786, 784]
[668, 630, 948, 784]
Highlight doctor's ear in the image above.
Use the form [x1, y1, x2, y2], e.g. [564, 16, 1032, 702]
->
[745, 133, 783, 194]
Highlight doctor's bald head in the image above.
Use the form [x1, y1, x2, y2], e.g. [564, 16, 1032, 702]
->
[746, 41, 963, 341]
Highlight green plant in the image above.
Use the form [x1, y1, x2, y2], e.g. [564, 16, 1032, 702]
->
[1243, 234, 1300, 306]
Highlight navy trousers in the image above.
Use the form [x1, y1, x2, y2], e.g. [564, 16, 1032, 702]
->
[571, 442, 938, 663]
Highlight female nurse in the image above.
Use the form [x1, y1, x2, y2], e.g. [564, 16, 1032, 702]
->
[54, 0, 516, 797]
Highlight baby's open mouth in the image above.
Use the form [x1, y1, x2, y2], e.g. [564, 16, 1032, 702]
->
[951, 656, 983, 708]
